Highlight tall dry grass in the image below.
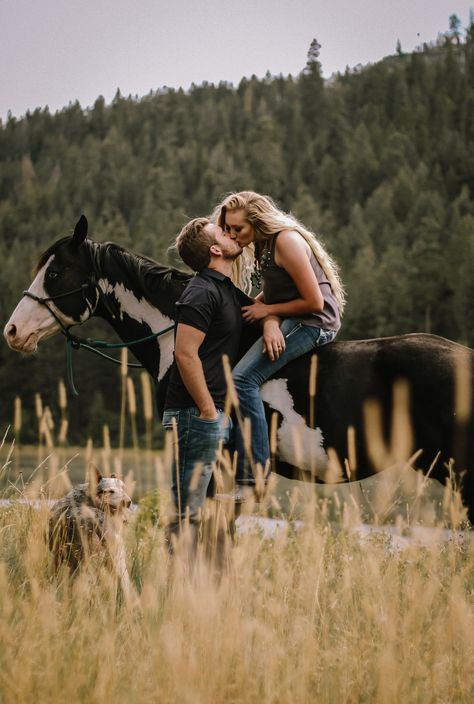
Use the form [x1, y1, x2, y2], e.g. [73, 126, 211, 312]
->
[1, 352, 473, 702]
[0, 462, 472, 703]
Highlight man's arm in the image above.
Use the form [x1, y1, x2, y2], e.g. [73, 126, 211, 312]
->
[174, 323, 218, 420]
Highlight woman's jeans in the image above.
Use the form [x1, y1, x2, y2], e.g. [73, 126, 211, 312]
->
[162, 407, 231, 540]
[232, 319, 336, 484]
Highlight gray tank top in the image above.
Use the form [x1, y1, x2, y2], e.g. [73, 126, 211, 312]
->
[261, 233, 341, 331]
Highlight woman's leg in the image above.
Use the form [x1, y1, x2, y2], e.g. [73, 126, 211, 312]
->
[232, 320, 335, 484]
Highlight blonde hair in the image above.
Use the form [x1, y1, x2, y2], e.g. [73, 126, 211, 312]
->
[212, 191, 346, 312]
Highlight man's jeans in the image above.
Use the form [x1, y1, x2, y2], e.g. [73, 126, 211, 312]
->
[162, 407, 231, 538]
[232, 319, 337, 484]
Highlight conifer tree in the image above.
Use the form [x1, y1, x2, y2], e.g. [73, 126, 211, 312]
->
[1, 26, 473, 440]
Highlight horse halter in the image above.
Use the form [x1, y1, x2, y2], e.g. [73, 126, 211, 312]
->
[22, 274, 99, 340]
[22, 270, 174, 396]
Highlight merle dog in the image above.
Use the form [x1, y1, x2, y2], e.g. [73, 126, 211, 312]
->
[48, 465, 134, 601]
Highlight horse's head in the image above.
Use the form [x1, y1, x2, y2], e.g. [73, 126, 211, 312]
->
[4, 216, 98, 354]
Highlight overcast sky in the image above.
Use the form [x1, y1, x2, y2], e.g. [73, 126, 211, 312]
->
[1, 0, 472, 120]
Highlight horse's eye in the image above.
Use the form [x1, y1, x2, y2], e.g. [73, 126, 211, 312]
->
[47, 271, 59, 280]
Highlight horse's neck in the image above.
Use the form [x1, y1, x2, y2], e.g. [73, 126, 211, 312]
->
[90, 242, 187, 381]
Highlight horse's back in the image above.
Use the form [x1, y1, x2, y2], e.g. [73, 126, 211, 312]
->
[269, 333, 474, 487]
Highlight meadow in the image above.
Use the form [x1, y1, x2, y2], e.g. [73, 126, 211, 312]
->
[0, 359, 473, 704]
[1, 433, 473, 702]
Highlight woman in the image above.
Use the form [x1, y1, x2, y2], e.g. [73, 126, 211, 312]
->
[213, 191, 345, 492]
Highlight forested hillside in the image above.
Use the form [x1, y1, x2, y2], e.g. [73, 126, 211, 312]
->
[1, 19, 474, 443]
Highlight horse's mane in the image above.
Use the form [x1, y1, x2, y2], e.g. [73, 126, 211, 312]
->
[95, 241, 193, 320]
[100, 241, 191, 281]
[34, 236, 192, 286]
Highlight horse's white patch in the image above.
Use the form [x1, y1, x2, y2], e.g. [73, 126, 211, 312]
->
[260, 378, 329, 478]
[100, 279, 174, 380]
[24, 255, 92, 324]
[4, 255, 89, 352]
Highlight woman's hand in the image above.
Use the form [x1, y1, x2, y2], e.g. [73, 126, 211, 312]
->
[242, 300, 269, 323]
[262, 318, 286, 361]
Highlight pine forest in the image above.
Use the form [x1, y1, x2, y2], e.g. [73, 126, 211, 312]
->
[1, 18, 474, 444]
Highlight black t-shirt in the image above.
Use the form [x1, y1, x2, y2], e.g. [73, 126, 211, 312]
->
[164, 268, 249, 410]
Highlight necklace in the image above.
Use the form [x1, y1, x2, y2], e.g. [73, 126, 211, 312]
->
[251, 240, 272, 289]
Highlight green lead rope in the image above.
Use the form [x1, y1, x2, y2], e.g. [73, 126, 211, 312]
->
[65, 324, 175, 396]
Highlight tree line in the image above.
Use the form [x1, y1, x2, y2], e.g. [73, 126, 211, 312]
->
[1, 17, 473, 444]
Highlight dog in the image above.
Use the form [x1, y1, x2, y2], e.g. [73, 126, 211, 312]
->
[48, 465, 134, 602]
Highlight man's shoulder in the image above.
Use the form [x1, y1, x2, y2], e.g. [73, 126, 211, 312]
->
[177, 273, 223, 315]
[179, 273, 216, 299]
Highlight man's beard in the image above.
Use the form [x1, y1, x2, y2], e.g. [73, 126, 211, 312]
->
[222, 246, 243, 261]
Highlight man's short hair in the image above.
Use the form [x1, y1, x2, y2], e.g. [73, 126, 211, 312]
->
[175, 217, 217, 272]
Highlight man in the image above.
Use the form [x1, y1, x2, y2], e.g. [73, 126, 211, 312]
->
[162, 217, 246, 555]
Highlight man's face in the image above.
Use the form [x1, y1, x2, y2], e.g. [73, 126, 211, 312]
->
[206, 223, 243, 260]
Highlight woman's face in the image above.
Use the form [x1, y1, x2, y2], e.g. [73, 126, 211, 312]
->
[224, 209, 255, 247]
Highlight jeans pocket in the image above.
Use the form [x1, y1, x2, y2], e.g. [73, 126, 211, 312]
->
[190, 414, 220, 426]
[317, 329, 336, 346]
[188, 422, 222, 465]
[189, 414, 222, 435]
[190, 412, 231, 444]
[162, 410, 179, 430]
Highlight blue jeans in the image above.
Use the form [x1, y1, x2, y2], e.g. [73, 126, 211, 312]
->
[162, 407, 232, 535]
[232, 319, 336, 484]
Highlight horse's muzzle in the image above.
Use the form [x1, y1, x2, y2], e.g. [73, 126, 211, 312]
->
[3, 323, 38, 353]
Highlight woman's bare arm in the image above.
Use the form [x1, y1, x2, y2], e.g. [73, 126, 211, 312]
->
[242, 231, 324, 322]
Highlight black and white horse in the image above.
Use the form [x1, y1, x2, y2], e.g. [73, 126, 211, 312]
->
[4, 216, 474, 523]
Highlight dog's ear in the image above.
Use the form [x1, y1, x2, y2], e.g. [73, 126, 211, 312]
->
[87, 462, 102, 496]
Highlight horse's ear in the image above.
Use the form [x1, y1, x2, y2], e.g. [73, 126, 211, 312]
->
[72, 215, 88, 247]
